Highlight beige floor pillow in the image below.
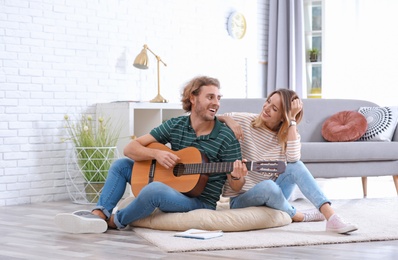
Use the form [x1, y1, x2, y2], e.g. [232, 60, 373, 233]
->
[118, 196, 291, 232]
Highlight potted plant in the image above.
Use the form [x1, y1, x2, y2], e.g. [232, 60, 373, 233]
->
[63, 114, 121, 203]
[308, 48, 319, 62]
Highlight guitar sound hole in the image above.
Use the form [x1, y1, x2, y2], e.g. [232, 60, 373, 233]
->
[173, 164, 185, 177]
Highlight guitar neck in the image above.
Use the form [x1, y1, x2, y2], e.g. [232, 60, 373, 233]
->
[173, 161, 284, 176]
[173, 161, 240, 176]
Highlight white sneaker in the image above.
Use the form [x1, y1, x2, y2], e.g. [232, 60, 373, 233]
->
[326, 214, 358, 234]
[301, 208, 326, 222]
[55, 210, 107, 234]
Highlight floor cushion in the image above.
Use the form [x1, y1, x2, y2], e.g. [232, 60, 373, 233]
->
[117, 196, 291, 232]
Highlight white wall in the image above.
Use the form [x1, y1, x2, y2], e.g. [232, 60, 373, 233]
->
[323, 0, 398, 106]
[0, 0, 268, 205]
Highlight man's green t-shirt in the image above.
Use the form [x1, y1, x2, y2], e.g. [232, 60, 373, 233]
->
[150, 115, 241, 209]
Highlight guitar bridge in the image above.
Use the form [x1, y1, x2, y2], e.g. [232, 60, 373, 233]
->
[148, 160, 156, 183]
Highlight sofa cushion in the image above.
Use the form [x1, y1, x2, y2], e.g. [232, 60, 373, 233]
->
[118, 196, 291, 231]
[358, 106, 398, 141]
[301, 141, 398, 162]
[321, 111, 367, 142]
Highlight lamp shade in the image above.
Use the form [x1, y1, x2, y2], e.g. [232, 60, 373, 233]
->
[133, 48, 149, 69]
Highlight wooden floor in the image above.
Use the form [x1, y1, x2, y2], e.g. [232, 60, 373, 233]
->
[1, 177, 398, 260]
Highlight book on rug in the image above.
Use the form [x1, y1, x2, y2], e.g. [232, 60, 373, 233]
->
[174, 229, 223, 240]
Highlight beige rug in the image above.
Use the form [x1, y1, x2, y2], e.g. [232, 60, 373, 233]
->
[133, 197, 398, 252]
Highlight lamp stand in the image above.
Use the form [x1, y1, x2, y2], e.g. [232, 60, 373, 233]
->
[150, 93, 168, 103]
[150, 56, 168, 103]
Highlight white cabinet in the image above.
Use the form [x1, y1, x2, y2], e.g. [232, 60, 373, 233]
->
[96, 102, 185, 156]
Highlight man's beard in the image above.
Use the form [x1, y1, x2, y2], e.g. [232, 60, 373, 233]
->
[194, 101, 214, 121]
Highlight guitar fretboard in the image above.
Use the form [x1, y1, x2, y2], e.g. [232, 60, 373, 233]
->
[173, 161, 284, 176]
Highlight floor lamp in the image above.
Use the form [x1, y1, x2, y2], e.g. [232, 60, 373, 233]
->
[133, 44, 168, 103]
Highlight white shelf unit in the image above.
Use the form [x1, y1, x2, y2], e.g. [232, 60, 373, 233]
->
[96, 102, 185, 156]
[304, 0, 324, 99]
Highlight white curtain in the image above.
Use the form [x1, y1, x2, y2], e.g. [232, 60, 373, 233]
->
[267, 0, 305, 97]
[323, 0, 398, 106]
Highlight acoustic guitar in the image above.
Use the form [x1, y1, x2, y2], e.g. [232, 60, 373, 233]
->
[131, 142, 286, 197]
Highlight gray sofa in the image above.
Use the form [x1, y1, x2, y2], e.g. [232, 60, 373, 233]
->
[218, 98, 398, 197]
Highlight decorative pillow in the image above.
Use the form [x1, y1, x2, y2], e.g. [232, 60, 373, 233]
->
[321, 110, 367, 142]
[118, 196, 291, 232]
[358, 106, 398, 141]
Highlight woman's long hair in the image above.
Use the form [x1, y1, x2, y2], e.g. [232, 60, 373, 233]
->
[251, 89, 303, 151]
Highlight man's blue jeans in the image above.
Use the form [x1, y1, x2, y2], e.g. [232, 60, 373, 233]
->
[230, 161, 330, 218]
[93, 158, 212, 229]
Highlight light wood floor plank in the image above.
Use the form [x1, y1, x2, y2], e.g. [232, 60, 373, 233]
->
[1, 176, 398, 259]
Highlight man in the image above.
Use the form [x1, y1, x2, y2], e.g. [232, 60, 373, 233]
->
[55, 76, 247, 233]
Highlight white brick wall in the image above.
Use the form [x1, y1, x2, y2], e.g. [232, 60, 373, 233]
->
[0, 0, 268, 206]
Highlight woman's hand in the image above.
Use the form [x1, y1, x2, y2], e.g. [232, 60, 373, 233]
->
[290, 98, 303, 120]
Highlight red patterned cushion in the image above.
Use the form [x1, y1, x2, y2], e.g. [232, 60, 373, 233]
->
[322, 111, 367, 142]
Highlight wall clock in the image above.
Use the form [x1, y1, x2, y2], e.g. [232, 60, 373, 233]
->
[227, 12, 247, 39]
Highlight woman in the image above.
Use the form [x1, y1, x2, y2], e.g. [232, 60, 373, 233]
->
[218, 89, 358, 234]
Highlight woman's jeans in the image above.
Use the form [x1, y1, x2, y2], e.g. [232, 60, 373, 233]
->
[93, 158, 212, 229]
[230, 161, 330, 218]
